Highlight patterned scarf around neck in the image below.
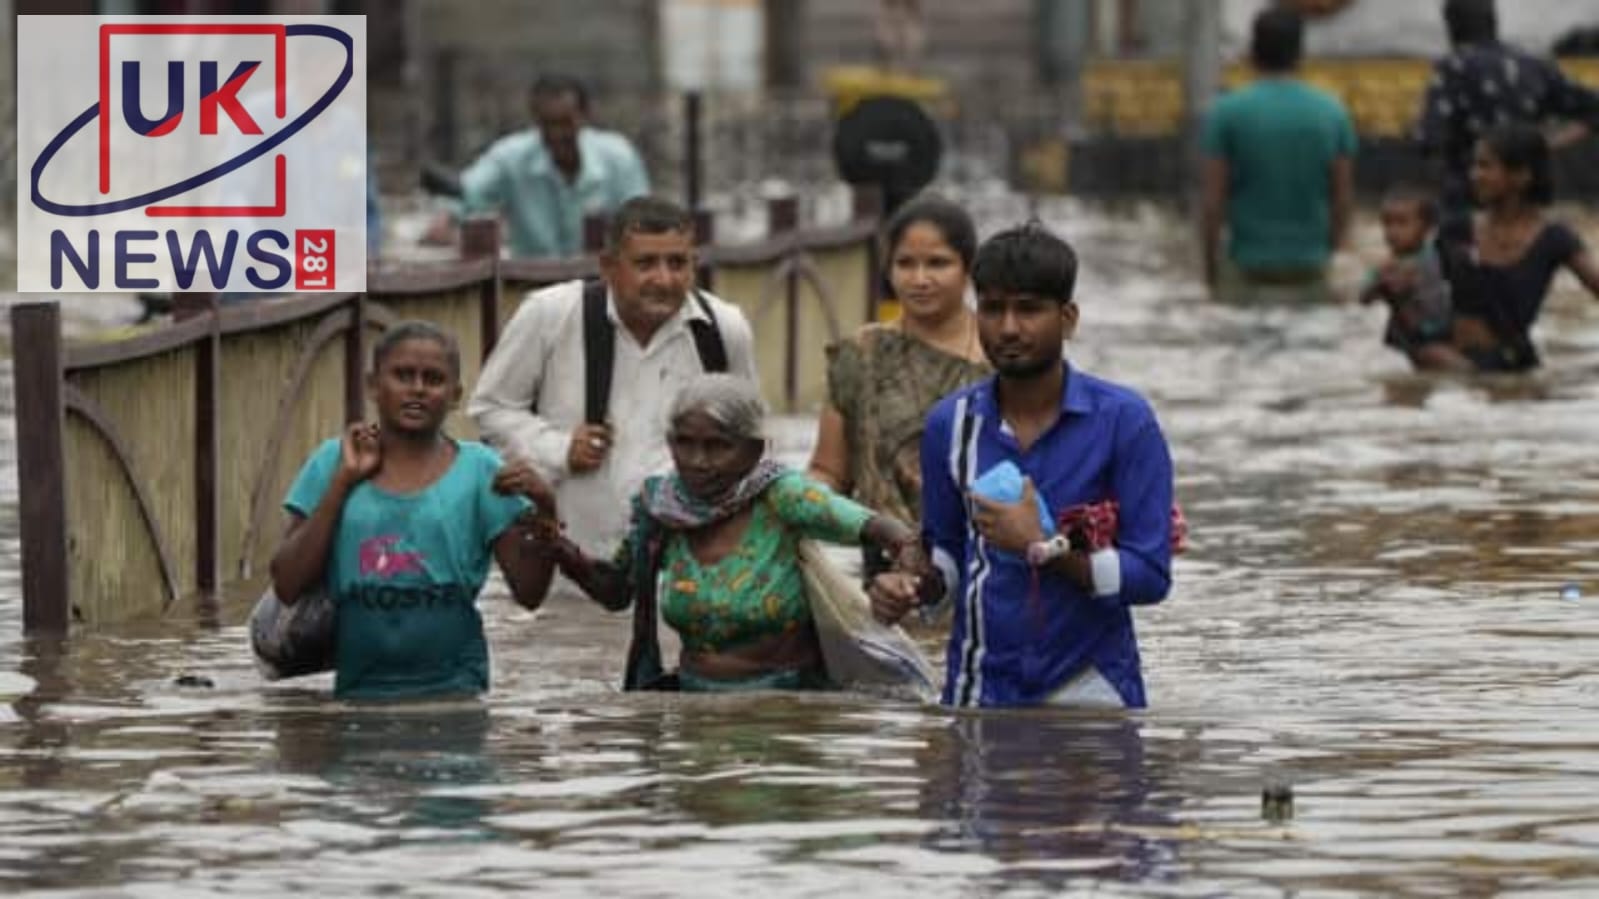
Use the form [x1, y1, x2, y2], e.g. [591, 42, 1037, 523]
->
[646, 458, 789, 530]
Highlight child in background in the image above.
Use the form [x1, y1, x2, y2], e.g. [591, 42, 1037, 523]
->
[1361, 186, 1473, 371]
[269, 321, 560, 701]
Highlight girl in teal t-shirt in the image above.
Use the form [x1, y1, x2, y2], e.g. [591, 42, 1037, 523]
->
[270, 321, 560, 700]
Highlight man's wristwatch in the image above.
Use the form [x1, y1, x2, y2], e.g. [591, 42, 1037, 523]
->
[1025, 534, 1072, 568]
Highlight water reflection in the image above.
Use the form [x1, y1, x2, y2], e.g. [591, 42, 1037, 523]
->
[274, 703, 498, 836]
[918, 712, 1179, 887]
[9, 637, 70, 790]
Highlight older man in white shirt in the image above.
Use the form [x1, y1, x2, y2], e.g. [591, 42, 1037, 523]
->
[470, 196, 759, 570]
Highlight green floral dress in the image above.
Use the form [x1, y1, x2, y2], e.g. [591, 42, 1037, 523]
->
[615, 471, 872, 660]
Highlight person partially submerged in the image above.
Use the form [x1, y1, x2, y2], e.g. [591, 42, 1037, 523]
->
[1360, 185, 1471, 372]
[541, 374, 929, 692]
[268, 321, 560, 701]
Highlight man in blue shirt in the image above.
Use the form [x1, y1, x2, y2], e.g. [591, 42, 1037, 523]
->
[429, 74, 650, 258]
[1200, 6, 1356, 301]
[869, 222, 1175, 709]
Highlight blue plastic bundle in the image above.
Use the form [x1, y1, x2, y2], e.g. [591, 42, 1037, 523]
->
[969, 461, 1055, 538]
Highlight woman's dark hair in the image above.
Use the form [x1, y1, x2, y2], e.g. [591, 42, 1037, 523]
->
[1481, 122, 1554, 206]
[372, 320, 461, 377]
[970, 221, 1079, 302]
[880, 194, 978, 300]
[1444, 0, 1497, 46]
[1251, 7, 1304, 73]
[884, 194, 978, 271]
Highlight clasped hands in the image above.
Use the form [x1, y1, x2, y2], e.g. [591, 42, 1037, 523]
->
[868, 478, 1050, 626]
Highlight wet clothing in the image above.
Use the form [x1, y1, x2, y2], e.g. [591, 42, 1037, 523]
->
[1202, 77, 1357, 273]
[1419, 41, 1599, 220]
[1214, 260, 1335, 306]
[284, 439, 529, 701]
[826, 325, 990, 578]
[678, 668, 831, 693]
[1365, 244, 1455, 352]
[920, 365, 1174, 709]
[616, 470, 873, 688]
[459, 127, 649, 258]
[1446, 221, 1585, 371]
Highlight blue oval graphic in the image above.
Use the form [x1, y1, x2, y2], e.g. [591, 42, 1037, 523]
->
[30, 24, 354, 217]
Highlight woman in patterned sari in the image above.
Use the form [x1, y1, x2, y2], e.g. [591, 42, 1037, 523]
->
[545, 374, 931, 692]
[808, 195, 991, 580]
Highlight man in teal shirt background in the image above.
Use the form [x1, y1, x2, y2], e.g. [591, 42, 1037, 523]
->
[432, 74, 650, 258]
[1201, 7, 1356, 301]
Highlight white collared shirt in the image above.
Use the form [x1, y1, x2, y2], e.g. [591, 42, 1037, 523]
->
[468, 279, 759, 557]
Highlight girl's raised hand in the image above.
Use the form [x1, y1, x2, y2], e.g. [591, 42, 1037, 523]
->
[339, 422, 382, 483]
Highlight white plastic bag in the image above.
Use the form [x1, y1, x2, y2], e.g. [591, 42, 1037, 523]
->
[798, 539, 939, 701]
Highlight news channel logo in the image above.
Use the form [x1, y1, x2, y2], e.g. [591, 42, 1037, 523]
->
[17, 16, 367, 294]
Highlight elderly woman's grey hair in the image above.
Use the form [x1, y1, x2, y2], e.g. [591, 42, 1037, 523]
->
[669, 374, 767, 442]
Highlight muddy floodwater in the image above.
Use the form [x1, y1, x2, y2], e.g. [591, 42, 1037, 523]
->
[4, 202, 1599, 897]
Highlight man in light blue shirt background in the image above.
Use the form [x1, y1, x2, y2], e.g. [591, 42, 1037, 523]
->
[434, 74, 650, 258]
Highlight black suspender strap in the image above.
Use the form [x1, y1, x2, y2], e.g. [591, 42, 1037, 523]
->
[582, 282, 729, 425]
[687, 291, 729, 374]
[581, 280, 615, 425]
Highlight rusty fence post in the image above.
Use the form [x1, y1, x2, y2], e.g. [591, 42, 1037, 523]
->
[767, 195, 800, 236]
[461, 216, 503, 358]
[683, 90, 703, 214]
[767, 196, 801, 411]
[583, 214, 608, 256]
[694, 208, 715, 293]
[852, 184, 886, 322]
[172, 291, 216, 322]
[12, 303, 70, 634]
[194, 304, 221, 601]
[346, 293, 366, 425]
[851, 183, 884, 223]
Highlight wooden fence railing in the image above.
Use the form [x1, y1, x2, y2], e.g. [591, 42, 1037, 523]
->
[10, 199, 881, 632]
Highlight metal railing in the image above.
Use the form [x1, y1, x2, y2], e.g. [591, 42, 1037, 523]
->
[10, 195, 883, 633]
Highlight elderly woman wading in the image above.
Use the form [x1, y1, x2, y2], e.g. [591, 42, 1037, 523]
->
[543, 374, 929, 692]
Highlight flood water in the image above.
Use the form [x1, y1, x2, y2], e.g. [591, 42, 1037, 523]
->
[5, 202, 1599, 896]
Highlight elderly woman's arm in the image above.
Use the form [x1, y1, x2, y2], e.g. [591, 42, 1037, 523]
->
[773, 472, 930, 574]
[860, 513, 925, 571]
[545, 537, 632, 612]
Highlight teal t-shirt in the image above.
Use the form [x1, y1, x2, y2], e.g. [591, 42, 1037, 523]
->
[284, 438, 530, 700]
[1202, 78, 1357, 272]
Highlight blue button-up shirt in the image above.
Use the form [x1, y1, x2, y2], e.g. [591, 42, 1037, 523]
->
[459, 127, 650, 258]
[920, 364, 1175, 708]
